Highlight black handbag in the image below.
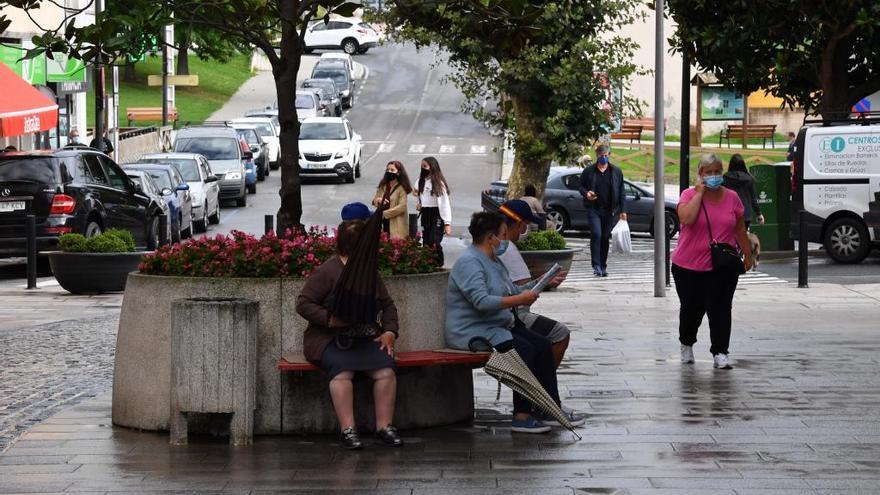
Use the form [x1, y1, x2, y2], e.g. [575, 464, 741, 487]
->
[701, 202, 745, 275]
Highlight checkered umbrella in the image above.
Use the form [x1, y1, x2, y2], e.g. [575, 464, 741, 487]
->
[484, 349, 582, 440]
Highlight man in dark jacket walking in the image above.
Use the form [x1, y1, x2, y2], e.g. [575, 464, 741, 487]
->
[578, 144, 626, 277]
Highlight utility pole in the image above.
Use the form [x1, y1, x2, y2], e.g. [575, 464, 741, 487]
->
[93, 0, 104, 148]
[680, 52, 691, 193]
[653, 0, 666, 297]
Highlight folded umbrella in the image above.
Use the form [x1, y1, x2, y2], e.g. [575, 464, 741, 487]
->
[484, 349, 582, 440]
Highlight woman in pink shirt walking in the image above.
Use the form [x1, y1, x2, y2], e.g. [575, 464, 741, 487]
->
[671, 155, 754, 369]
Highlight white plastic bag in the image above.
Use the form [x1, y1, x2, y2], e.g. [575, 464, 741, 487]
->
[611, 219, 632, 254]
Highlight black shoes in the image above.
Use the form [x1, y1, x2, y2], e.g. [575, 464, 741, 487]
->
[376, 425, 404, 447]
[340, 427, 363, 450]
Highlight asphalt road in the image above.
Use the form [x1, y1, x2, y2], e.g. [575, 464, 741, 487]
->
[759, 251, 880, 285]
[216, 42, 502, 236]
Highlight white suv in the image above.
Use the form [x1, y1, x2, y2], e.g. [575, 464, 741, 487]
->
[298, 117, 362, 183]
[304, 18, 379, 55]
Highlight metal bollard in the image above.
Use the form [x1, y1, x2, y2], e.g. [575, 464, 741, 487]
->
[26, 214, 37, 290]
[264, 214, 274, 235]
[158, 214, 168, 246]
[797, 210, 808, 288]
[408, 213, 418, 239]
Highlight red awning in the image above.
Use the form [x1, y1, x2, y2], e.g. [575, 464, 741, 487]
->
[0, 62, 59, 138]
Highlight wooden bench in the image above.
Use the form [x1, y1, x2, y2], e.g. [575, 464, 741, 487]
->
[278, 349, 490, 372]
[610, 124, 643, 143]
[622, 117, 667, 132]
[127, 107, 179, 127]
[720, 124, 777, 148]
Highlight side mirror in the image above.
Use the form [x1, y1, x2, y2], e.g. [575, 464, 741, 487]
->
[176, 183, 190, 191]
[631, 192, 641, 201]
[243, 151, 254, 160]
[133, 182, 143, 194]
[161, 187, 173, 196]
[205, 175, 219, 183]
[353, 133, 361, 141]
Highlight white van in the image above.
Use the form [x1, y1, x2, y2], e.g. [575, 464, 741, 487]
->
[793, 122, 880, 263]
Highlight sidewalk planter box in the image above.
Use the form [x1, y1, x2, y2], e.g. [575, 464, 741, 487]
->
[112, 270, 467, 435]
[519, 248, 579, 289]
[48, 251, 148, 294]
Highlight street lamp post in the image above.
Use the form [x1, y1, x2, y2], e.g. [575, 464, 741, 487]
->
[93, 0, 104, 148]
[653, 0, 666, 297]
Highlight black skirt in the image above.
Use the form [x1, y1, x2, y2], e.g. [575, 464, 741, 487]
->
[318, 336, 396, 379]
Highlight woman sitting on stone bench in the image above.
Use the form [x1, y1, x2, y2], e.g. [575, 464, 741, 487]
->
[296, 220, 403, 450]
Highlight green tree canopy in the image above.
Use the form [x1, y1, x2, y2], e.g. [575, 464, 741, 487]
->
[379, 0, 643, 197]
[667, 0, 880, 117]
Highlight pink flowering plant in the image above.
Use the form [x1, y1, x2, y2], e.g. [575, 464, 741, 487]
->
[139, 228, 442, 278]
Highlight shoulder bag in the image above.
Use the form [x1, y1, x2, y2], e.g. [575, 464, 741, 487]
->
[700, 201, 745, 275]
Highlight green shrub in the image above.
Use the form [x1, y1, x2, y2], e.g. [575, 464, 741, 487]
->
[516, 229, 567, 251]
[104, 229, 136, 251]
[58, 233, 88, 252]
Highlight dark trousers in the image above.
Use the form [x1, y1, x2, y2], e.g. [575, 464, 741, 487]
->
[671, 264, 740, 355]
[420, 207, 445, 266]
[587, 208, 613, 269]
[510, 325, 560, 414]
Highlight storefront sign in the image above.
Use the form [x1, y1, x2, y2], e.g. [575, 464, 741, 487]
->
[700, 87, 745, 121]
[47, 53, 86, 83]
[0, 43, 47, 85]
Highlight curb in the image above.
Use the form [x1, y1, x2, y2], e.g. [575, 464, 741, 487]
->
[761, 249, 825, 261]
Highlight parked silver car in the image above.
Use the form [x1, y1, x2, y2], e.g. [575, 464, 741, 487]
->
[138, 153, 221, 232]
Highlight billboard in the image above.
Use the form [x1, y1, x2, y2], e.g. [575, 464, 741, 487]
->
[701, 87, 745, 121]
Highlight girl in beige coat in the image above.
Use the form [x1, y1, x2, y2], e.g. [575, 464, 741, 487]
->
[372, 160, 413, 239]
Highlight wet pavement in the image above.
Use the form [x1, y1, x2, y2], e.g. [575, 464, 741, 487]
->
[1, 278, 879, 494]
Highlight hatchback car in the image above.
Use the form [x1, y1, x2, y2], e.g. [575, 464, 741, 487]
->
[231, 117, 280, 170]
[295, 90, 324, 121]
[298, 117, 362, 183]
[174, 126, 249, 207]
[125, 170, 172, 245]
[0, 149, 155, 255]
[311, 61, 356, 108]
[232, 125, 269, 180]
[319, 53, 354, 74]
[301, 78, 342, 117]
[137, 153, 221, 232]
[122, 163, 194, 242]
[483, 166, 680, 238]
[303, 18, 379, 55]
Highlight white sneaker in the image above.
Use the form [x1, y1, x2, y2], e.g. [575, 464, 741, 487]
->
[713, 353, 732, 369]
[680, 344, 695, 364]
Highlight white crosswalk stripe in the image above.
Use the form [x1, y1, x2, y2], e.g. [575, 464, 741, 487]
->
[470, 144, 488, 154]
[408, 144, 426, 153]
[438, 144, 457, 154]
[378, 143, 395, 153]
[563, 237, 787, 288]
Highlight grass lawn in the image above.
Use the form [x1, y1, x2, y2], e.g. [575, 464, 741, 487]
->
[641, 131, 789, 147]
[610, 146, 788, 185]
[87, 53, 253, 128]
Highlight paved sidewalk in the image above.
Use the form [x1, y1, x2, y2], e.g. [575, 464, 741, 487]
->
[1, 277, 879, 493]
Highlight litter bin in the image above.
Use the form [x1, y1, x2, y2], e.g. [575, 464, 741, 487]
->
[749, 163, 793, 251]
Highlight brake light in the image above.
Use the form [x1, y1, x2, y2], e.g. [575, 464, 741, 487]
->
[50, 194, 76, 215]
[45, 226, 73, 234]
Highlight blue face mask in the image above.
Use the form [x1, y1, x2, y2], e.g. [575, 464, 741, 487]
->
[494, 239, 509, 257]
[597, 155, 609, 165]
[703, 175, 724, 189]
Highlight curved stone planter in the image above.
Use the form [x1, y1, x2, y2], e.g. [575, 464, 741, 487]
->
[519, 248, 579, 289]
[48, 251, 148, 294]
[112, 271, 465, 435]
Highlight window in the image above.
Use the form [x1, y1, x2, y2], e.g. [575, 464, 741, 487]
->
[100, 156, 128, 190]
[83, 155, 108, 185]
[624, 183, 638, 197]
[200, 159, 212, 178]
[0, 157, 60, 183]
[295, 95, 316, 109]
[300, 122, 347, 140]
[144, 170, 173, 190]
[562, 174, 580, 190]
[175, 138, 240, 160]
[330, 21, 351, 30]
[140, 159, 200, 182]
[310, 22, 327, 31]
[311, 70, 347, 86]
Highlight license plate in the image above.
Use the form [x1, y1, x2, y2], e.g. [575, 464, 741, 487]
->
[0, 201, 25, 213]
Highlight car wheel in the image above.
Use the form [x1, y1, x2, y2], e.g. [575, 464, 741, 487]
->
[171, 215, 181, 243]
[345, 172, 355, 184]
[336, 106, 342, 117]
[181, 214, 193, 239]
[84, 219, 102, 238]
[649, 210, 680, 239]
[342, 38, 359, 55]
[208, 204, 221, 224]
[355, 163, 361, 178]
[247, 183, 257, 194]
[195, 203, 209, 233]
[257, 165, 265, 181]
[824, 216, 870, 264]
[236, 194, 247, 207]
[546, 207, 568, 233]
[357, 47, 369, 54]
[146, 216, 159, 250]
[270, 161, 279, 170]
[265, 164, 270, 177]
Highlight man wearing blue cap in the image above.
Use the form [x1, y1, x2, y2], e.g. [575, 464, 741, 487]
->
[498, 199, 571, 369]
[341, 202, 372, 222]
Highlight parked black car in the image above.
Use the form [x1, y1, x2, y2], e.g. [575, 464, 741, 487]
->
[124, 170, 172, 246]
[0, 149, 155, 255]
[483, 166, 680, 238]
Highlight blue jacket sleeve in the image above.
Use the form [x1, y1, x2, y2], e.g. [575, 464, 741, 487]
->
[450, 258, 503, 312]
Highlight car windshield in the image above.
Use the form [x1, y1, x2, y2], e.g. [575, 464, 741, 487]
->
[0, 157, 61, 183]
[141, 158, 200, 181]
[296, 95, 316, 109]
[175, 137, 238, 160]
[138, 169, 172, 190]
[235, 130, 260, 146]
[300, 122, 346, 140]
[254, 124, 273, 137]
[311, 70, 347, 86]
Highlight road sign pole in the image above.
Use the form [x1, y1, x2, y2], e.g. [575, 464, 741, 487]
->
[653, 0, 666, 297]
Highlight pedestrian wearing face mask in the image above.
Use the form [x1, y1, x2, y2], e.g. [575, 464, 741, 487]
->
[415, 157, 452, 264]
[578, 144, 627, 277]
[672, 154, 754, 370]
[498, 200, 571, 368]
[372, 160, 413, 239]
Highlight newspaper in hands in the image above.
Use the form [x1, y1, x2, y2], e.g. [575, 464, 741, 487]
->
[531, 263, 562, 293]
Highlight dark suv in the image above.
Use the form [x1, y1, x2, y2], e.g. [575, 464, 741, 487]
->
[0, 149, 156, 256]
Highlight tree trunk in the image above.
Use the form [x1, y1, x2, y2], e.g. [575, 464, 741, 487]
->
[818, 34, 854, 117]
[177, 44, 190, 76]
[505, 94, 552, 200]
[123, 61, 137, 82]
[275, 0, 304, 232]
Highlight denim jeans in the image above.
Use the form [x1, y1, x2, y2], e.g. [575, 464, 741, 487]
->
[587, 208, 613, 269]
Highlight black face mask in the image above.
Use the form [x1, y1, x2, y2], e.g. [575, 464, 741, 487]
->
[420, 168, 430, 179]
[384, 171, 398, 182]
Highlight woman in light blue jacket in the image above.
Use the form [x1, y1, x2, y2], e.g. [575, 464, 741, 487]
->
[445, 212, 584, 434]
